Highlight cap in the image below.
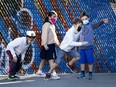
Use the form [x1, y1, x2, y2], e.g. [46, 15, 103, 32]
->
[51, 10, 57, 16]
[26, 31, 36, 38]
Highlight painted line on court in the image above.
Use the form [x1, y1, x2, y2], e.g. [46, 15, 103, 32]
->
[0, 80, 35, 85]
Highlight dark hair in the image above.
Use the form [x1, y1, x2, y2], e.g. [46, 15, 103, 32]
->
[43, 11, 57, 24]
[80, 12, 89, 18]
[72, 18, 83, 25]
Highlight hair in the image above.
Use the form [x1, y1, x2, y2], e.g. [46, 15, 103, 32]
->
[80, 12, 89, 18]
[72, 17, 83, 25]
[43, 11, 57, 24]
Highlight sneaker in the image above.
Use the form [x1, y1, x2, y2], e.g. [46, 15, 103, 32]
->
[8, 75, 20, 80]
[8, 75, 15, 80]
[77, 73, 85, 79]
[14, 75, 20, 79]
[66, 62, 74, 73]
[36, 72, 46, 77]
[88, 73, 93, 80]
[45, 73, 51, 80]
[51, 74, 60, 80]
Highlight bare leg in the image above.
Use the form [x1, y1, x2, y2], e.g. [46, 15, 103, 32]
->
[37, 59, 46, 73]
[48, 60, 58, 73]
[81, 64, 85, 71]
[69, 57, 80, 65]
[88, 64, 93, 72]
[77, 64, 86, 79]
[48, 63, 58, 74]
[36, 60, 46, 77]
[88, 64, 93, 80]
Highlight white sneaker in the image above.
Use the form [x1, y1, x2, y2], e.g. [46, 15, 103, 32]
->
[36, 71, 46, 77]
[51, 74, 60, 80]
[51, 70, 60, 80]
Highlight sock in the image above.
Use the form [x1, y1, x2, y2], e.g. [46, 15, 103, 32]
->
[81, 71, 85, 75]
[52, 70, 57, 76]
[89, 72, 92, 74]
[37, 70, 42, 73]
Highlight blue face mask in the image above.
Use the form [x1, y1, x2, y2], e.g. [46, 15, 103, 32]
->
[83, 19, 89, 25]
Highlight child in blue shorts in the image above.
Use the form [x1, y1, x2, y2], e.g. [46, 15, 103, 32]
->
[78, 12, 108, 80]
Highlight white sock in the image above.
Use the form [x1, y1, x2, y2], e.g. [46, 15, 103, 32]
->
[52, 70, 57, 76]
[37, 70, 42, 73]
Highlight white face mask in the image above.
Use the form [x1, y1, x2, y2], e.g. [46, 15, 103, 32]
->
[83, 19, 89, 25]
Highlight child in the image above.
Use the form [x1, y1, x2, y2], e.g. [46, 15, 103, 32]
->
[6, 31, 36, 80]
[45, 18, 88, 80]
[78, 12, 108, 80]
[36, 11, 60, 79]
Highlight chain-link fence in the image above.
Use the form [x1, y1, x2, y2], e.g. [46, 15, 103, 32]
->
[0, 0, 116, 75]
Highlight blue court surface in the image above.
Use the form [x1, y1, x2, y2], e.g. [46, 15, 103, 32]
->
[0, 73, 116, 87]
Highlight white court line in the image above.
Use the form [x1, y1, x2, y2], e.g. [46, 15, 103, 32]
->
[0, 80, 35, 85]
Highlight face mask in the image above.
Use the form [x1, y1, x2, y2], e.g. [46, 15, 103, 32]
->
[83, 19, 89, 25]
[77, 26, 82, 32]
[50, 18, 57, 24]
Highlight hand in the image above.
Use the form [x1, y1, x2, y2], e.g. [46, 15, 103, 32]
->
[82, 41, 88, 46]
[103, 18, 108, 23]
[13, 56, 17, 62]
[56, 43, 60, 47]
[44, 45, 49, 50]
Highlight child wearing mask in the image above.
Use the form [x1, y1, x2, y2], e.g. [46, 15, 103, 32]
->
[36, 11, 60, 80]
[45, 18, 88, 80]
[78, 12, 108, 80]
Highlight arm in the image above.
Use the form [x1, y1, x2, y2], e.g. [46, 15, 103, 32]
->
[8, 38, 21, 57]
[21, 49, 27, 62]
[92, 21, 104, 30]
[67, 31, 83, 46]
[92, 18, 108, 30]
[70, 41, 83, 46]
[41, 23, 49, 45]
[41, 23, 49, 50]
[55, 30, 60, 47]
[55, 38, 60, 47]
[68, 31, 88, 46]
[69, 41, 88, 47]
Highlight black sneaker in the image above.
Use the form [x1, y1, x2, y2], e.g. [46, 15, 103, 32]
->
[14, 75, 20, 79]
[8, 75, 20, 80]
[88, 73, 93, 80]
[77, 73, 85, 79]
[8, 75, 16, 80]
[66, 62, 74, 73]
[45, 73, 51, 80]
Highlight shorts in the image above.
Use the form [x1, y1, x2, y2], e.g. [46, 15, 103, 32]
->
[79, 48, 95, 64]
[40, 44, 56, 60]
[55, 47, 80, 65]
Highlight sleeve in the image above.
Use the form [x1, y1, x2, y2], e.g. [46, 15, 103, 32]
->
[69, 41, 83, 46]
[92, 21, 104, 30]
[8, 38, 21, 57]
[54, 30, 60, 46]
[67, 31, 83, 47]
[41, 23, 49, 45]
[55, 37, 60, 46]
[21, 49, 27, 61]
